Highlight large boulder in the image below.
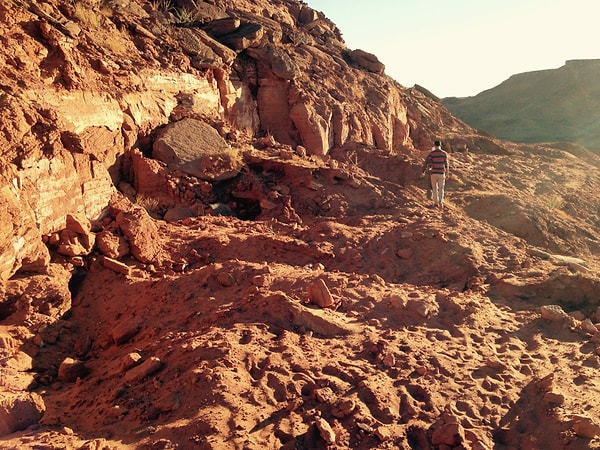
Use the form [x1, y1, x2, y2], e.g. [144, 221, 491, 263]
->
[115, 206, 161, 264]
[347, 49, 385, 74]
[110, 195, 161, 264]
[218, 22, 264, 51]
[0, 392, 45, 436]
[246, 44, 299, 80]
[290, 102, 330, 156]
[175, 27, 237, 70]
[152, 118, 243, 181]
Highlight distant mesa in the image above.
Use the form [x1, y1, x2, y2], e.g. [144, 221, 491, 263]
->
[442, 59, 600, 152]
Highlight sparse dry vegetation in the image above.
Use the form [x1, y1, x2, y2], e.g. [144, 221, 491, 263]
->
[135, 194, 160, 216]
[148, 0, 202, 25]
[172, 4, 202, 25]
[544, 193, 564, 210]
[149, 0, 172, 13]
[71, 0, 111, 29]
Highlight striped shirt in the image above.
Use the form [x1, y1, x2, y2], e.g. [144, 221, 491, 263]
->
[422, 148, 449, 175]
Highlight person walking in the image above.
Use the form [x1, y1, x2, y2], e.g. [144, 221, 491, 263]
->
[421, 140, 450, 209]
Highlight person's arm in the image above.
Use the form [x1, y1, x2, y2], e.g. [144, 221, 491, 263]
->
[422, 155, 430, 175]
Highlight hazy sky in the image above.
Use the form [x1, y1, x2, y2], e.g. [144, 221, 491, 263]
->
[306, 0, 599, 98]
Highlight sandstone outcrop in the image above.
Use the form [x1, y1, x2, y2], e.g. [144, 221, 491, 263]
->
[0, 184, 50, 281]
[0, 0, 465, 280]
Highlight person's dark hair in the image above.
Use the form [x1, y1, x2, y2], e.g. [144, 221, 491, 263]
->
[434, 140, 441, 147]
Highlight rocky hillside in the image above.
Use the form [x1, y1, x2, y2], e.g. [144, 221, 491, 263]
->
[443, 59, 600, 152]
[1, 1, 600, 449]
[0, 0, 472, 283]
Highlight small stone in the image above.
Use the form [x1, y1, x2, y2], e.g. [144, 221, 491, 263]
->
[79, 439, 109, 450]
[387, 294, 407, 308]
[58, 358, 88, 382]
[70, 256, 85, 267]
[415, 302, 429, 318]
[332, 398, 356, 418]
[102, 256, 131, 276]
[431, 422, 465, 447]
[375, 425, 391, 442]
[112, 320, 140, 345]
[110, 405, 127, 417]
[259, 198, 277, 210]
[396, 248, 413, 259]
[96, 231, 130, 259]
[580, 318, 599, 334]
[357, 422, 374, 433]
[33, 335, 44, 347]
[485, 357, 507, 371]
[542, 391, 565, 406]
[415, 366, 428, 376]
[540, 305, 568, 321]
[118, 353, 142, 373]
[251, 274, 271, 287]
[279, 149, 295, 159]
[315, 387, 335, 403]
[315, 416, 336, 445]
[573, 416, 600, 438]
[307, 278, 334, 308]
[124, 356, 162, 383]
[66, 213, 91, 235]
[382, 352, 395, 367]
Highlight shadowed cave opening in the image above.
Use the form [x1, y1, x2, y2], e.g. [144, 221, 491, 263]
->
[210, 176, 262, 221]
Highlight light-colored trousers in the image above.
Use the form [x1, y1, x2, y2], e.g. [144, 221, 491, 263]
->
[430, 173, 446, 204]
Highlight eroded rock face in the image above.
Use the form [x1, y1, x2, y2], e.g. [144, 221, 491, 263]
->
[0, 0, 462, 281]
[0, 185, 49, 281]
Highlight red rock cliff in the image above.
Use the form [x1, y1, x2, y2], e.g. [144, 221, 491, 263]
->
[0, 0, 468, 281]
